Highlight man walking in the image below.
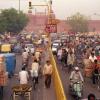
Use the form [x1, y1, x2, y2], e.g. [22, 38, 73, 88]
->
[43, 60, 53, 88]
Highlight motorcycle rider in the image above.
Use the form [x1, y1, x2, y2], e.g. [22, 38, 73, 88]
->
[70, 67, 84, 85]
[69, 67, 84, 99]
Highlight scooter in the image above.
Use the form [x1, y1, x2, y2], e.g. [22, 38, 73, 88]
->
[69, 80, 83, 100]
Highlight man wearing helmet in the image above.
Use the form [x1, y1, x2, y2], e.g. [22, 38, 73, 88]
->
[70, 67, 84, 83]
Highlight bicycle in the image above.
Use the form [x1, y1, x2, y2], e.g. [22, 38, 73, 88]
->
[30, 70, 38, 90]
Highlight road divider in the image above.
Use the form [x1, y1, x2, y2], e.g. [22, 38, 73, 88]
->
[49, 48, 67, 100]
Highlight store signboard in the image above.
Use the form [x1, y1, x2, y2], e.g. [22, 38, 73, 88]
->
[45, 24, 57, 33]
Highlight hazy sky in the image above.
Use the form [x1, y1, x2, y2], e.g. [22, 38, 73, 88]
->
[0, 0, 100, 20]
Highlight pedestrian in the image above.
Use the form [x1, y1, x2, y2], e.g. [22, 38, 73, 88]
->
[25, 46, 30, 53]
[88, 93, 96, 100]
[30, 47, 35, 55]
[19, 67, 29, 84]
[31, 53, 36, 62]
[89, 53, 97, 63]
[22, 50, 29, 66]
[92, 59, 99, 84]
[57, 48, 62, 61]
[0, 58, 8, 99]
[61, 49, 68, 68]
[35, 51, 41, 63]
[31, 59, 39, 85]
[67, 51, 75, 72]
[43, 60, 53, 88]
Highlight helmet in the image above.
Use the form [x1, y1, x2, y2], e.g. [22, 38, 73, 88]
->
[75, 67, 79, 71]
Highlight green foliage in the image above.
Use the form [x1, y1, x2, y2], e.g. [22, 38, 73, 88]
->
[0, 8, 28, 34]
[67, 12, 88, 33]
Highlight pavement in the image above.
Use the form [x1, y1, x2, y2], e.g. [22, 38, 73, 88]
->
[2, 51, 56, 100]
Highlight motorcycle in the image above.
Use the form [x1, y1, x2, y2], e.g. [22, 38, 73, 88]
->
[69, 80, 83, 100]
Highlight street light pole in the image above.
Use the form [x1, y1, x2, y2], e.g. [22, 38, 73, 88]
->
[19, 0, 20, 13]
[48, 0, 52, 47]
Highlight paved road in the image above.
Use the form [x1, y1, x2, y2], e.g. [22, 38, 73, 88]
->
[55, 56, 100, 100]
[2, 52, 56, 100]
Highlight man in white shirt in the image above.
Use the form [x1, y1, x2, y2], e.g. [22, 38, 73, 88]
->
[25, 46, 30, 53]
[31, 59, 39, 89]
[19, 67, 29, 84]
[31, 59, 39, 77]
[31, 59, 39, 86]
[22, 50, 29, 65]
[30, 47, 35, 54]
[89, 53, 97, 63]
[70, 67, 84, 83]
[22, 50, 29, 60]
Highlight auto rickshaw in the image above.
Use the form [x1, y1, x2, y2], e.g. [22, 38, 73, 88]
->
[1, 44, 11, 53]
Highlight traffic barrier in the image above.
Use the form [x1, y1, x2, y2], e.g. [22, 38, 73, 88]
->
[49, 48, 67, 100]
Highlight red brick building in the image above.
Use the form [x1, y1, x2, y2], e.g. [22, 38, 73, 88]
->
[88, 20, 100, 32]
[24, 13, 100, 34]
[24, 13, 48, 33]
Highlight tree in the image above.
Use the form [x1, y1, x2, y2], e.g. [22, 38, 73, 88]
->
[67, 12, 88, 33]
[0, 8, 28, 34]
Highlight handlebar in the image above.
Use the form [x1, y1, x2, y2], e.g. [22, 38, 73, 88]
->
[70, 80, 83, 84]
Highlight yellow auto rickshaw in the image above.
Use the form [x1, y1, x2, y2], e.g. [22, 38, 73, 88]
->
[1, 44, 11, 53]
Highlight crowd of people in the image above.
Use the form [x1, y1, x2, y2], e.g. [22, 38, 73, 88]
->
[19, 43, 53, 90]
[0, 34, 54, 100]
[55, 35, 100, 99]
[0, 33, 100, 99]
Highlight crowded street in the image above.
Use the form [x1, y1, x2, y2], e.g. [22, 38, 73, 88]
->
[1, 44, 56, 100]
[52, 34, 100, 100]
[0, 0, 100, 100]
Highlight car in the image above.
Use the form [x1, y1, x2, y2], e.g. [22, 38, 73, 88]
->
[52, 39, 62, 46]
[51, 42, 61, 55]
[25, 44, 34, 49]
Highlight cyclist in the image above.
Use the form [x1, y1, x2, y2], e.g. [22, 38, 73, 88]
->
[22, 50, 29, 66]
[19, 67, 29, 84]
[31, 59, 39, 89]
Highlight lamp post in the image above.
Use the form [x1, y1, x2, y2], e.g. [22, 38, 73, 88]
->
[19, 0, 20, 13]
[28, 0, 52, 46]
